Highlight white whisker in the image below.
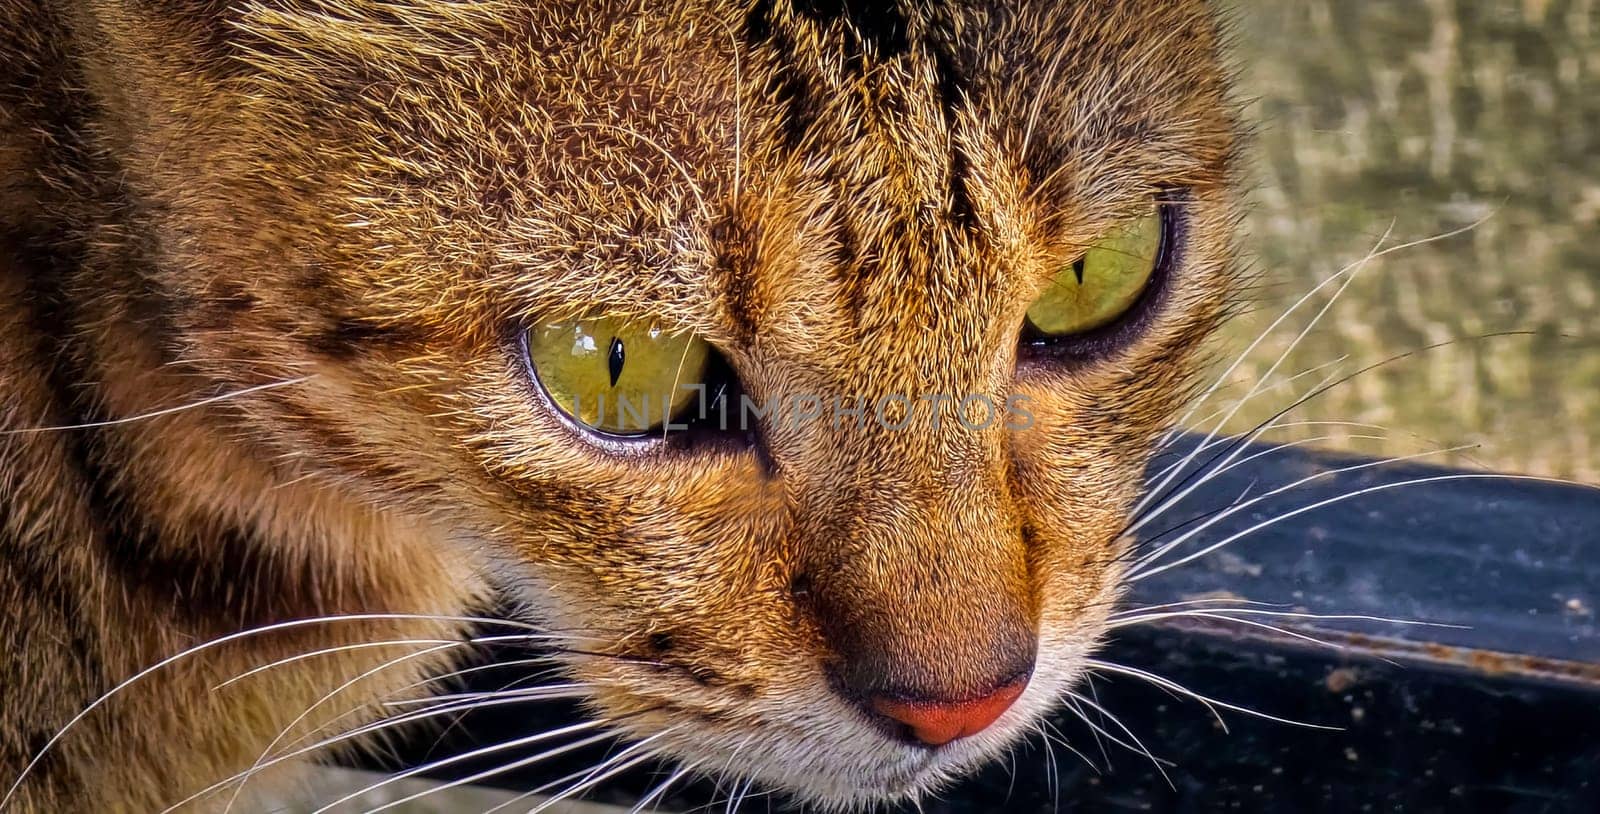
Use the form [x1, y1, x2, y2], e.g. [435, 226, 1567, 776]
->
[1146, 215, 1495, 527]
[1, 612, 542, 809]
[1133, 472, 1585, 582]
[1131, 366, 1352, 536]
[1033, 721, 1059, 807]
[159, 686, 591, 812]
[1130, 444, 1478, 578]
[317, 721, 611, 813]
[1118, 611, 1350, 650]
[1037, 718, 1098, 775]
[1170, 213, 1491, 440]
[1109, 608, 1462, 629]
[375, 657, 567, 709]
[1140, 224, 1398, 519]
[628, 763, 692, 814]
[1110, 597, 1288, 617]
[224, 630, 582, 807]
[167, 694, 582, 809]
[724, 774, 757, 814]
[522, 730, 682, 814]
[224, 643, 467, 811]
[1, 376, 315, 435]
[1087, 659, 1340, 731]
[1161, 356, 1350, 452]
[269, 658, 570, 763]
[706, 733, 757, 813]
[1061, 690, 1172, 786]
[212, 638, 460, 690]
[382, 683, 585, 708]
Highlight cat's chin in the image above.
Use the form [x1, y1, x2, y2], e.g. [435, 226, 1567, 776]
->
[590, 641, 1091, 811]
[728, 724, 1028, 812]
[654, 681, 1060, 811]
[639, 720, 1013, 812]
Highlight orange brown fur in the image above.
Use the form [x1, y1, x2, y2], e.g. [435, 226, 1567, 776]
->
[0, 0, 1243, 809]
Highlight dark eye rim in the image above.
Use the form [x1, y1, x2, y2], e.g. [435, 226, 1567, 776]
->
[1018, 190, 1185, 364]
[516, 326, 748, 455]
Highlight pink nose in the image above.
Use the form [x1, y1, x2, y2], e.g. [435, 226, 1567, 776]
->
[870, 676, 1028, 746]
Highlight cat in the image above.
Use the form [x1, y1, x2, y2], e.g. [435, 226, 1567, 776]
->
[0, 0, 1241, 809]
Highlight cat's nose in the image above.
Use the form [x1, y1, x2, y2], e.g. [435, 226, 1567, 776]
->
[868, 674, 1030, 746]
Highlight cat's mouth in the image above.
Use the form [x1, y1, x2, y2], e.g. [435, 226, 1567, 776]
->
[544, 631, 1094, 808]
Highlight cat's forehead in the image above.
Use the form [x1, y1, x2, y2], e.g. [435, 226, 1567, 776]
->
[500, 1, 1221, 319]
[213, 0, 1231, 340]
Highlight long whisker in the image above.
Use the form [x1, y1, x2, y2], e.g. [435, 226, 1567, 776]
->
[1175, 213, 1502, 438]
[702, 733, 757, 814]
[663, 330, 700, 440]
[367, 728, 624, 813]
[397, 655, 566, 696]
[211, 636, 551, 691]
[714, 15, 744, 213]
[1135, 328, 1538, 543]
[224, 642, 467, 811]
[158, 685, 593, 812]
[1130, 443, 1477, 576]
[474, 729, 665, 814]
[1130, 427, 1397, 545]
[1038, 717, 1098, 774]
[1138, 222, 1400, 517]
[1134, 472, 1591, 583]
[1086, 659, 1340, 731]
[1031, 721, 1059, 807]
[1144, 214, 1499, 529]
[522, 729, 682, 814]
[1109, 597, 1289, 617]
[272, 658, 570, 762]
[1181, 419, 1395, 465]
[1130, 364, 1352, 537]
[1109, 608, 1463, 629]
[317, 719, 611, 813]
[1061, 691, 1172, 787]
[228, 635, 661, 806]
[249, 633, 636, 806]
[1064, 692, 1165, 759]
[629, 763, 693, 814]
[224, 631, 651, 806]
[1159, 357, 1351, 455]
[1, 376, 315, 435]
[724, 774, 757, 814]
[381, 683, 585, 708]
[1078, 675, 1116, 767]
[0, 612, 543, 809]
[1117, 611, 1352, 650]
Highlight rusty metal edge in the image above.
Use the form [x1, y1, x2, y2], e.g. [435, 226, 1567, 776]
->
[1144, 616, 1600, 691]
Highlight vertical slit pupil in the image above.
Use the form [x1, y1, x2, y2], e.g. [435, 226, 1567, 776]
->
[1071, 257, 1086, 285]
[607, 337, 625, 387]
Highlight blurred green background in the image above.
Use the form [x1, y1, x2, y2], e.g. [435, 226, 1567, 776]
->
[1216, 0, 1598, 482]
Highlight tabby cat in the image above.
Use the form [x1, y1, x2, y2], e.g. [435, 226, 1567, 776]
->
[0, 0, 1240, 809]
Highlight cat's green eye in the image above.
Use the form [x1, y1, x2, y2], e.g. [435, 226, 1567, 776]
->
[527, 317, 710, 435]
[1025, 206, 1164, 337]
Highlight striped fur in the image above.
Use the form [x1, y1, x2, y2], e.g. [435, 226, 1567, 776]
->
[0, 1, 1243, 809]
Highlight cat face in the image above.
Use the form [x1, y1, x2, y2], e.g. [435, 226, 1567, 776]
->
[85, 0, 1240, 804]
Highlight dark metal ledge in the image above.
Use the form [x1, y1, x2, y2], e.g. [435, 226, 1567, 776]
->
[352, 438, 1600, 812]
